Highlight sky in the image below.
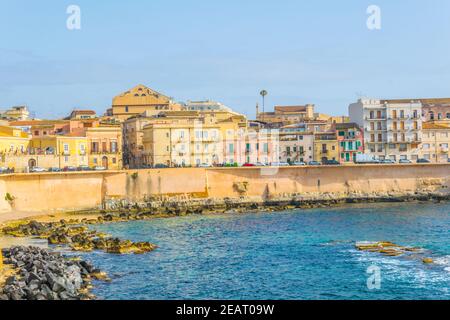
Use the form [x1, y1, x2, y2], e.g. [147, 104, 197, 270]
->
[1, 0, 450, 119]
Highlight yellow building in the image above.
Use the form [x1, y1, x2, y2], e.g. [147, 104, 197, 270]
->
[313, 132, 339, 163]
[86, 123, 122, 170]
[142, 110, 248, 167]
[111, 84, 183, 121]
[29, 135, 88, 168]
[419, 122, 450, 163]
[0, 125, 30, 154]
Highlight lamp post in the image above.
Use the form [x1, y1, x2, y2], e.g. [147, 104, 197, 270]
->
[260, 90, 268, 122]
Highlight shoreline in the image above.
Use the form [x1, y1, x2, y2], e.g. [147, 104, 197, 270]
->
[1, 192, 449, 227]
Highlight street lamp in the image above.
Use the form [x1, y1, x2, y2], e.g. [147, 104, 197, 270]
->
[260, 90, 268, 122]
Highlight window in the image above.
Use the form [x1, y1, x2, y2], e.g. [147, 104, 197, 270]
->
[263, 143, 269, 153]
[110, 141, 117, 153]
[64, 156, 69, 162]
[63, 144, 69, 154]
[125, 106, 129, 113]
[229, 144, 234, 153]
[112, 158, 116, 164]
[92, 142, 99, 153]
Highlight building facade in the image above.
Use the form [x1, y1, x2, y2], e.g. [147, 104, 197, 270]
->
[349, 99, 422, 161]
[419, 123, 450, 163]
[313, 132, 339, 163]
[335, 123, 364, 163]
[278, 125, 314, 163]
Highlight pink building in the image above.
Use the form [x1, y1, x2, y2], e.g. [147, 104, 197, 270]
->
[335, 123, 364, 163]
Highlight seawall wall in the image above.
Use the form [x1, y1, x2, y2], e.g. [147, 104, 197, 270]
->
[0, 164, 448, 214]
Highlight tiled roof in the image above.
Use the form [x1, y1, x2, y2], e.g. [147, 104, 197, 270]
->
[274, 105, 308, 112]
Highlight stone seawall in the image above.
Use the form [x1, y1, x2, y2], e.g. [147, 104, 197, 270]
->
[0, 164, 449, 214]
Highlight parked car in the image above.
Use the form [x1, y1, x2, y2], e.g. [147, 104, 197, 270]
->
[93, 166, 107, 171]
[153, 164, 169, 169]
[77, 165, 92, 171]
[255, 162, 267, 167]
[355, 154, 380, 164]
[323, 159, 340, 165]
[63, 166, 77, 172]
[380, 159, 396, 164]
[270, 162, 290, 167]
[30, 167, 47, 173]
[399, 159, 412, 164]
[308, 161, 321, 166]
[197, 163, 212, 168]
[223, 163, 238, 167]
[0, 167, 11, 174]
[242, 163, 255, 167]
[48, 167, 61, 172]
[291, 161, 306, 166]
[417, 158, 431, 164]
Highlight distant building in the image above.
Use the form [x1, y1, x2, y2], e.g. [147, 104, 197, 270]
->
[349, 99, 422, 161]
[184, 100, 232, 112]
[111, 84, 182, 120]
[382, 98, 450, 122]
[67, 110, 97, 120]
[0, 106, 30, 121]
[257, 105, 315, 125]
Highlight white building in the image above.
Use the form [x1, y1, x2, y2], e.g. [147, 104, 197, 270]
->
[184, 100, 233, 112]
[349, 99, 422, 161]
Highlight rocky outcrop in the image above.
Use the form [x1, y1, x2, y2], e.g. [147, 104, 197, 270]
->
[0, 246, 107, 300]
[355, 241, 435, 264]
[2, 221, 157, 255]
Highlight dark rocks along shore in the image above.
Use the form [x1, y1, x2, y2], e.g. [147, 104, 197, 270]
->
[0, 246, 108, 300]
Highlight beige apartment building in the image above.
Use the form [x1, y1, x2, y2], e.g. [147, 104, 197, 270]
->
[127, 109, 248, 168]
[419, 123, 450, 163]
[142, 118, 222, 167]
[278, 124, 314, 163]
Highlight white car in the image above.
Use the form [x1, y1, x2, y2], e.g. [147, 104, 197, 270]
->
[197, 163, 211, 168]
[93, 166, 107, 171]
[30, 167, 47, 173]
[291, 162, 306, 166]
[270, 162, 290, 167]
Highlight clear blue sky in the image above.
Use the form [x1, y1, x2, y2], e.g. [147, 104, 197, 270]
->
[1, 0, 450, 119]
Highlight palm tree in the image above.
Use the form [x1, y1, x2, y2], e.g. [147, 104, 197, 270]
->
[260, 90, 268, 122]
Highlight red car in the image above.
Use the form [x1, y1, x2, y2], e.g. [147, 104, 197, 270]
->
[242, 163, 255, 167]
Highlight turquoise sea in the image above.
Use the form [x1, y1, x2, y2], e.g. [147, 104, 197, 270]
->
[73, 202, 450, 300]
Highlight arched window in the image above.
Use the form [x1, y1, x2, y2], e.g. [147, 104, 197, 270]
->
[429, 111, 435, 120]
